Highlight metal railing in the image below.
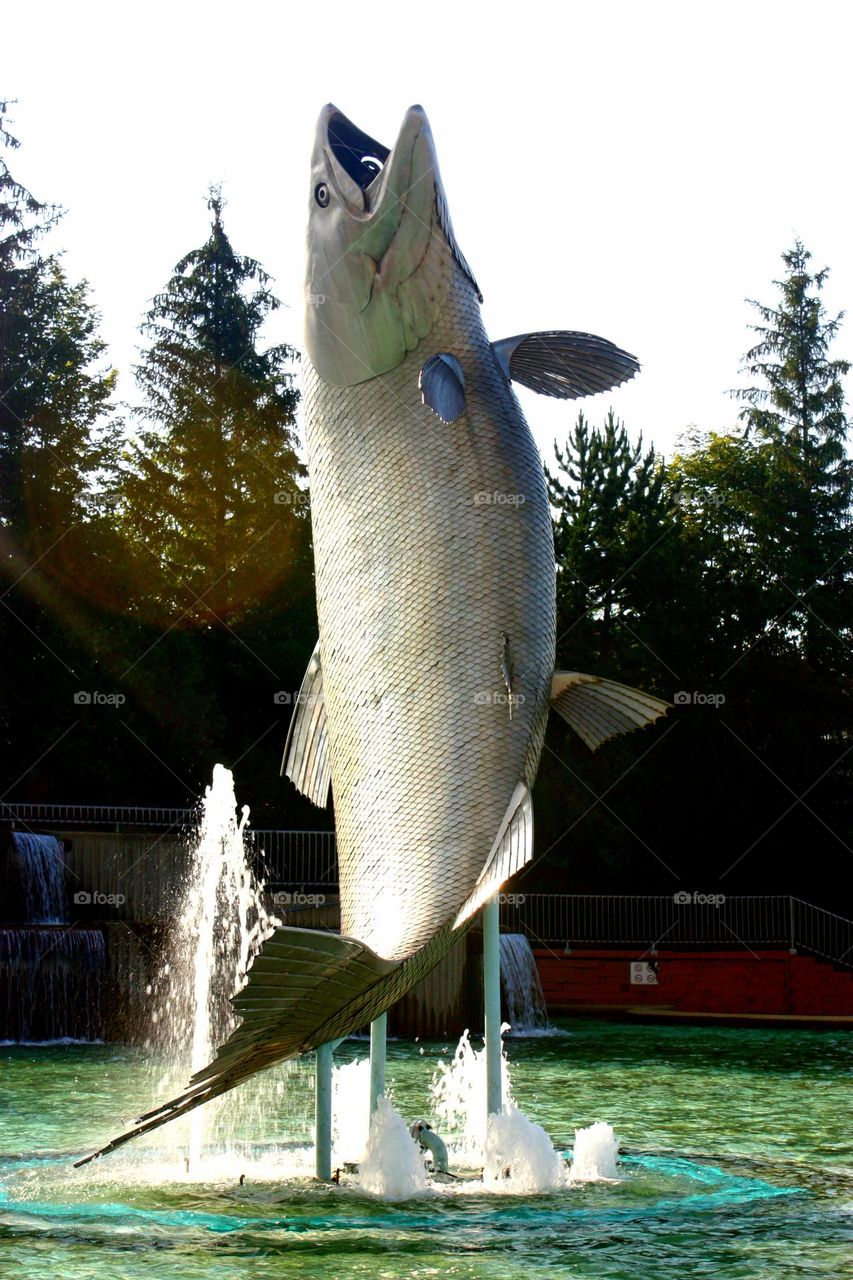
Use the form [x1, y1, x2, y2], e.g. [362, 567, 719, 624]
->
[2, 801, 339, 890]
[252, 829, 338, 889]
[791, 897, 853, 969]
[499, 894, 853, 971]
[4, 803, 850, 968]
[0, 801, 194, 829]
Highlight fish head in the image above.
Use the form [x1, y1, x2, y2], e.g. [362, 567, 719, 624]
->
[305, 104, 478, 387]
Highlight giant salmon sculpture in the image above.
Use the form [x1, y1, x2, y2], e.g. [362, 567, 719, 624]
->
[78, 106, 667, 1164]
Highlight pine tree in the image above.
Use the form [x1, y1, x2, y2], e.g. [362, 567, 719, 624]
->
[120, 189, 305, 630]
[116, 189, 313, 779]
[547, 410, 676, 676]
[732, 240, 852, 671]
[0, 101, 125, 801]
[0, 100, 117, 548]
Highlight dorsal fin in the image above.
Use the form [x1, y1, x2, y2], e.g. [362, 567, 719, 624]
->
[435, 183, 482, 301]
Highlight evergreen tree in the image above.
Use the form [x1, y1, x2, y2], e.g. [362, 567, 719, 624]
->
[0, 100, 118, 550]
[120, 189, 305, 629]
[546, 409, 678, 678]
[732, 240, 852, 671]
[0, 101, 125, 803]
[117, 190, 315, 787]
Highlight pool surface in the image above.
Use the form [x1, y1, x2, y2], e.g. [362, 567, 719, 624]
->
[1, 1020, 851, 1279]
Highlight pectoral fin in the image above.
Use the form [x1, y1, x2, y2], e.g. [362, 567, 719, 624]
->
[551, 671, 669, 750]
[419, 352, 466, 423]
[281, 641, 331, 807]
[492, 331, 639, 399]
[453, 782, 533, 928]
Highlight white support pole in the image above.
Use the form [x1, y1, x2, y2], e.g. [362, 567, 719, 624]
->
[315, 1041, 334, 1180]
[369, 1011, 387, 1118]
[483, 893, 502, 1118]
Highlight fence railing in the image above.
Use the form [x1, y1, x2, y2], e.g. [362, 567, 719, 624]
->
[251, 829, 338, 889]
[0, 801, 195, 829]
[4, 802, 850, 967]
[499, 894, 853, 971]
[2, 801, 339, 890]
[791, 897, 853, 970]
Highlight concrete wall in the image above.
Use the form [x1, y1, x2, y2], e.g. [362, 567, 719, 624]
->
[56, 830, 190, 922]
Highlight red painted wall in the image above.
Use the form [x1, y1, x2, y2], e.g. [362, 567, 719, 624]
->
[533, 948, 853, 1017]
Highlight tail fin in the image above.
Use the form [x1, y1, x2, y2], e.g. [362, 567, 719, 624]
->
[74, 927, 395, 1167]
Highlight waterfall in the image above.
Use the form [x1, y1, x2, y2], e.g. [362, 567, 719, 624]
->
[8, 833, 67, 923]
[499, 933, 552, 1034]
[0, 832, 106, 1042]
[0, 928, 106, 1042]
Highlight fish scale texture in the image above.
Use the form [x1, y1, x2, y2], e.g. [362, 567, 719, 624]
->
[305, 258, 556, 963]
[73, 233, 560, 1168]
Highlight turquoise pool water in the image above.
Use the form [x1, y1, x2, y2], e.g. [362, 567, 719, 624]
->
[1, 1020, 851, 1279]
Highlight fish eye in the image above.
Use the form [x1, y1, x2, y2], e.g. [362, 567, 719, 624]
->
[315, 182, 330, 208]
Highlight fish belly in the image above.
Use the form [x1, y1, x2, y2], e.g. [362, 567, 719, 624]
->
[304, 285, 555, 961]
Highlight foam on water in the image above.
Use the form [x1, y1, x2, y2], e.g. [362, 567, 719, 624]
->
[568, 1120, 620, 1182]
[357, 1097, 429, 1200]
[483, 1106, 567, 1192]
[428, 1029, 571, 1194]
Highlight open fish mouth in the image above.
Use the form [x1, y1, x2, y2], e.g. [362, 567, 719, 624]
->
[320, 104, 432, 223]
[326, 110, 390, 195]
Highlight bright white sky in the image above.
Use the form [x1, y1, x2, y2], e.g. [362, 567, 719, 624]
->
[6, 0, 852, 463]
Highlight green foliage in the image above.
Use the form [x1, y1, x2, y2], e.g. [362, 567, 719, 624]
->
[731, 240, 852, 670]
[118, 190, 306, 628]
[0, 102, 118, 542]
[0, 98, 59, 267]
[0, 123, 316, 822]
[546, 409, 680, 678]
[536, 247, 852, 903]
[0, 104, 126, 802]
[734, 239, 849, 451]
[1, 105, 851, 894]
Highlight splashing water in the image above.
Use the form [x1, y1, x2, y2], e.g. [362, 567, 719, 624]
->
[429, 1028, 514, 1165]
[332, 1057, 371, 1164]
[357, 1097, 428, 1200]
[428, 1029, 579, 1192]
[568, 1120, 620, 1182]
[145, 764, 279, 1171]
[483, 1106, 566, 1192]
